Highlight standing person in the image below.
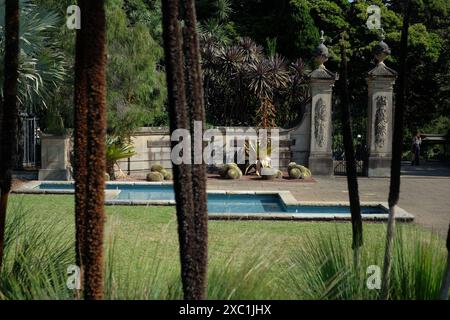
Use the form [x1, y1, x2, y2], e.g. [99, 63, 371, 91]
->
[411, 132, 422, 166]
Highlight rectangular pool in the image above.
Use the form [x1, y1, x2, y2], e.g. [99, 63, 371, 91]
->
[34, 182, 390, 216]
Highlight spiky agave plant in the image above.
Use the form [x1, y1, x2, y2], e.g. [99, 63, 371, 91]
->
[0, 0, 19, 271]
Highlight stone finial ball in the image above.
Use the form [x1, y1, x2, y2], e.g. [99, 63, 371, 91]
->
[373, 31, 391, 63]
[313, 30, 329, 66]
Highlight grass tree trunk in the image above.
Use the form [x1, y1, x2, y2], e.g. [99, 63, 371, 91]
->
[0, 0, 20, 271]
[183, 0, 209, 298]
[73, 0, 88, 291]
[73, 0, 107, 300]
[339, 36, 363, 268]
[440, 224, 450, 300]
[381, 1, 411, 300]
[162, 0, 208, 299]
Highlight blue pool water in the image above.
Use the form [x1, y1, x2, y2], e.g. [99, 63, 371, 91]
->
[36, 183, 386, 214]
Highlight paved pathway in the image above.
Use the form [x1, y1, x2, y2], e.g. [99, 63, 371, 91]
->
[207, 164, 450, 237]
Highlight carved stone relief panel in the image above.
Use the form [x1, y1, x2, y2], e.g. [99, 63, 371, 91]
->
[314, 98, 327, 147]
[374, 95, 388, 149]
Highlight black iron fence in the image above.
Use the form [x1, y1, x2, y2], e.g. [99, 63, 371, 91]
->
[21, 114, 40, 168]
[333, 160, 366, 176]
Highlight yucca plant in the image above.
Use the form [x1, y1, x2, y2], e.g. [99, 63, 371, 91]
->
[238, 37, 263, 63]
[199, 31, 309, 127]
[105, 136, 136, 180]
[247, 55, 289, 128]
[217, 45, 245, 77]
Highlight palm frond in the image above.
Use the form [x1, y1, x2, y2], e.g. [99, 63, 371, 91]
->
[0, 0, 67, 112]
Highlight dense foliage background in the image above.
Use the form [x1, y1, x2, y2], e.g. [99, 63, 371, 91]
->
[7, 0, 449, 147]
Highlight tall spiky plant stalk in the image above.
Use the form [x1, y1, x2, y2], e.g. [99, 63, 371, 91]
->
[440, 224, 450, 300]
[73, 0, 88, 293]
[339, 34, 363, 268]
[183, 0, 209, 298]
[381, 1, 411, 300]
[162, 0, 208, 299]
[0, 0, 19, 271]
[73, 0, 107, 300]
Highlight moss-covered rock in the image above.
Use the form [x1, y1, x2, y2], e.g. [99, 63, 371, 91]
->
[146, 171, 164, 182]
[150, 164, 164, 173]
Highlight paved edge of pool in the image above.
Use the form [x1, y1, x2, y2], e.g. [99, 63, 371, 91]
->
[13, 181, 415, 222]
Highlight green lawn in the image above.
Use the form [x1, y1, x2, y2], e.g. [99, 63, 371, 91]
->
[9, 194, 390, 262]
[2, 194, 446, 300]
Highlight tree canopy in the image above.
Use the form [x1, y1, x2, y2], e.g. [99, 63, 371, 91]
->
[22, 0, 450, 145]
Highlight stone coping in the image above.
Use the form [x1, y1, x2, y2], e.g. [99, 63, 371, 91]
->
[134, 126, 293, 135]
[13, 181, 414, 222]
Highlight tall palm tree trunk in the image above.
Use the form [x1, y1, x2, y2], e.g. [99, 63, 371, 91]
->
[73, 0, 107, 300]
[162, 0, 208, 299]
[339, 36, 363, 268]
[381, 1, 411, 300]
[440, 224, 450, 300]
[0, 0, 20, 271]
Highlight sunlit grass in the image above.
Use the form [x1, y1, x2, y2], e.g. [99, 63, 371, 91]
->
[0, 195, 446, 300]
